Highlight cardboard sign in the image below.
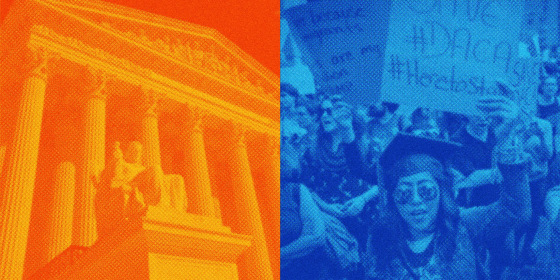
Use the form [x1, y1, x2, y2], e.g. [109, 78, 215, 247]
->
[284, 1, 391, 106]
[381, 0, 527, 116]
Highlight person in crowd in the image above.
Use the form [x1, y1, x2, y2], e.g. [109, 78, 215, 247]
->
[404, 108, 447, 140]
[281, 83, 299, 120]
[449, 112, 500, 208]
[280, 118, 331, 280]
[443, 112, 468, 139]
[537, 75, 560, 119]
[541, 184, 560, 278]
[366, 102, 401, 156]
[543, 45, 560, 76]
[365, 95, 533, 279]
[497, 182, 560, 279]
[294, 104, 318, 151]
[537, 75, 560, 186]
[301, 96, 379, 277]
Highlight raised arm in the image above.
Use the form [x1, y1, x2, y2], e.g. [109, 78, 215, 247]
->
[460, 148, 531, 241]
[281, 185, 326, 261]
[460, 93, 532, 240]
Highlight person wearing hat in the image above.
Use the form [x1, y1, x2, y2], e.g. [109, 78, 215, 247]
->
[364, 95, 533, 279]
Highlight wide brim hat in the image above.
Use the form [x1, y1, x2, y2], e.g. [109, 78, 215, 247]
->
[379, 133, 463, 171]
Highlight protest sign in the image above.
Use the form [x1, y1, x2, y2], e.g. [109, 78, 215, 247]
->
[381, 0, 529, 116]
[283, 1, 391, 106]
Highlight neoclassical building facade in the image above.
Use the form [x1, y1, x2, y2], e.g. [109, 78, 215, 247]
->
[0, 0, 279, 279]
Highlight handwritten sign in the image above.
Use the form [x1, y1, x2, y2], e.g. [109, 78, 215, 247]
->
[283, 1, 391, 105]
[381, 0, 527, 116]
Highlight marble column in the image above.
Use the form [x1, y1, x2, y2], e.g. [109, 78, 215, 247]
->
[229, 125, 273, 280]
[47, 162, 76, 261]
[73, 70, 107, 247]
[140, 89, 164, 206]
[265, 136, 280, 225]
[0, 49, 52, 280]
[141, 90, 162, 168]
[182, 107, 214, 217]
[264, 136, 280, 280]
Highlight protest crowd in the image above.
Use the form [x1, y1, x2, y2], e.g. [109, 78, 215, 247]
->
[280, 25, 560, 280]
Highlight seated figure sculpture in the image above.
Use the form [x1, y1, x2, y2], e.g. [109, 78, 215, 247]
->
[95, 141, 187, 238]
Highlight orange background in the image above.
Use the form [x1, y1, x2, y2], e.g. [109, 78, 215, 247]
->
[1, 0, 281, 75]
[1, 0, 280, 279]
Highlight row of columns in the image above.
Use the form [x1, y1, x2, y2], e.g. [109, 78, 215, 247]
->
[0, 48, 276, 280]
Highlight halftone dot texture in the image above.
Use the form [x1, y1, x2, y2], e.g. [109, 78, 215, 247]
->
[0, 0, 279, 279]
[281, 0, 560, 279]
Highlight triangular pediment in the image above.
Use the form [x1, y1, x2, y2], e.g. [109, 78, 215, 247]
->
[37, 0, 278, 97]
[2, 0, 279, 133]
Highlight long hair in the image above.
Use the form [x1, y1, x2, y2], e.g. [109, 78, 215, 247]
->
[314, 108, 366, 173]
[316, 107, 365, 150]
[374, 154, 460, 268]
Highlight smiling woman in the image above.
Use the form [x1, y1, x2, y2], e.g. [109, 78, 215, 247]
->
[366, 132, 532, 279]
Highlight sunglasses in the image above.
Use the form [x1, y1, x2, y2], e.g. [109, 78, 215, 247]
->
[393, 184, 438, 205]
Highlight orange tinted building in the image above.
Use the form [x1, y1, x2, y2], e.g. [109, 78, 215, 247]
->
[0, 0, 280, 279]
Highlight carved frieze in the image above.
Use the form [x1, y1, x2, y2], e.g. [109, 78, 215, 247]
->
[29, 25, 153, 79]
[97, 22, 271, 99]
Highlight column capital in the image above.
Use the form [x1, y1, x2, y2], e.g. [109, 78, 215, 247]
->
[231, 122, 248, 149]
[184, 105, 209, 134]
[84, 66, 111, 101]
[24, 47, 58, 82]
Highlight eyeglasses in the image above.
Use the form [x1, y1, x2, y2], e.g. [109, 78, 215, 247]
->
[393, 184, 438, 205]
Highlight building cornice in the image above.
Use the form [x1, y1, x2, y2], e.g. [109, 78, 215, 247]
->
[37, 0, 279, 96]
[28, 25, 279, 136]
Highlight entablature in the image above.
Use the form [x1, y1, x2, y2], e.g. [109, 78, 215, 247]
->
[27, 24, 279, 137]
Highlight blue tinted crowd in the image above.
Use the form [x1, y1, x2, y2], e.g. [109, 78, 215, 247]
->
[280, 62, 560, 279]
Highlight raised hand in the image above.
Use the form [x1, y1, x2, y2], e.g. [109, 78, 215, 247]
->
[476, 92, 525, 149]
[325, 203, 347, 218]
[476, 94, 519, 122]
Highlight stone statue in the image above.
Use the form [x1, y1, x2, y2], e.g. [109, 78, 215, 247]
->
[95, 141, 188, 238]
[95, 141, 161, 237]
[160, 174, 188, 213]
